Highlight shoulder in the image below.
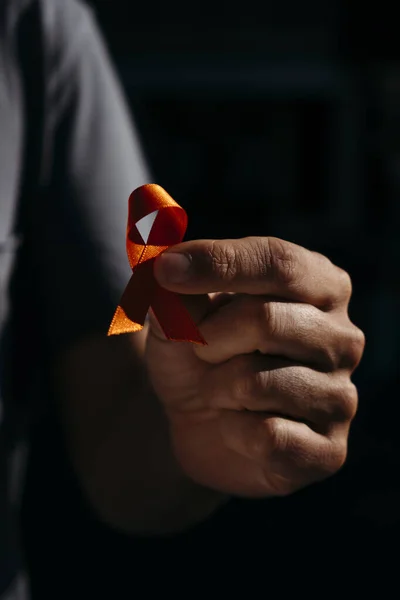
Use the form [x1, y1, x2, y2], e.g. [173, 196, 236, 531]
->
[1, 0, 98, 56]
[1, 0, 97, 71]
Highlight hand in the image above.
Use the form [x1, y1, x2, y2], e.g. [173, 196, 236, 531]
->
[145, 236, 365, 497]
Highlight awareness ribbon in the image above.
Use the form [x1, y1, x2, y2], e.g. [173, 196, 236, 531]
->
[108, 184, 206, 344]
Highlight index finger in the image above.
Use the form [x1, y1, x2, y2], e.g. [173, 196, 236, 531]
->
[153, 237, 352, 308]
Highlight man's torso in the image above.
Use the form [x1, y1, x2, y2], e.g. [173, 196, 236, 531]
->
[0, 1, 26, 593]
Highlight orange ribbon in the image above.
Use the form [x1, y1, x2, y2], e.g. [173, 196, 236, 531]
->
[108, 184, 206, 344]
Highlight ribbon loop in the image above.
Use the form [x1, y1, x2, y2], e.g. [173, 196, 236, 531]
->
[108, 184, 206, 345]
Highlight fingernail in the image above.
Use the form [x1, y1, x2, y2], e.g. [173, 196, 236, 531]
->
[155, 252, 192, 284]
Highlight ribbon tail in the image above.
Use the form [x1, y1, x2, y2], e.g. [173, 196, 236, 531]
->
[150, 285, 206, 345]
[108, 264, 155, 336]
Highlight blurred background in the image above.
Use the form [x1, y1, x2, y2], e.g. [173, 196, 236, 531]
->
[23, 0, 400, 592]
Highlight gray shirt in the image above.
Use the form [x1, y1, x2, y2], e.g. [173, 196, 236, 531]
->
[0, 0, 149, 595]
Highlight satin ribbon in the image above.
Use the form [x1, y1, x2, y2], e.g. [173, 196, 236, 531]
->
[108, 184, 206, 344]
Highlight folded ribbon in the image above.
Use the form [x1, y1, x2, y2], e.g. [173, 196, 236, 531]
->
[108, 184, 206, 344]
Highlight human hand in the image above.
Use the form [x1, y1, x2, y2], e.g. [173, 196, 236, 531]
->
[145, 236, 364, 497]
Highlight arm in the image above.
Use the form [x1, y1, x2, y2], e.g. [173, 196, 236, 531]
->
[36, 0, 225, 534]
[57, 330, 225, 533]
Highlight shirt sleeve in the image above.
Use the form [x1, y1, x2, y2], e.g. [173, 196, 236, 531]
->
[31, 0, 151, 350]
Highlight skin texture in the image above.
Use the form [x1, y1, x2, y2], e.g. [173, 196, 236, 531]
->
[58, 236, 364, 533]
[149, 236, 365, 497]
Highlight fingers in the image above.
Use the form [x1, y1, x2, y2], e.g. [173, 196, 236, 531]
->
[202, 355, 358, 431]
[219, 411, 348, 495]
[194, 294, 363, 371]
[154, 237, 352, 309]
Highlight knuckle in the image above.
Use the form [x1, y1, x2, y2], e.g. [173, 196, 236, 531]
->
[263, 417, 289, 457]
[251, 298, 282, 342]
[244, 417, 289, 465]
[325, 319, 365, 372]
[345, 325, 366, 369]
[336, 267, 353, 302]
[335, 381, 359, 422]
[245, 433, 269, 464]
[261, 300, 281, 337]
[263, 237, 297, 287]
[321, 347, 339, 373]
[208, 241, 238, 282]
[234, 366, 271, 409]
[323, 440, 348, 475]
[315, 322, 340, 371]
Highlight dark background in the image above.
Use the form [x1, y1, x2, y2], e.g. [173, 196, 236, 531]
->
[88, 0, 400, 492]
[23, 0, 400, 593]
